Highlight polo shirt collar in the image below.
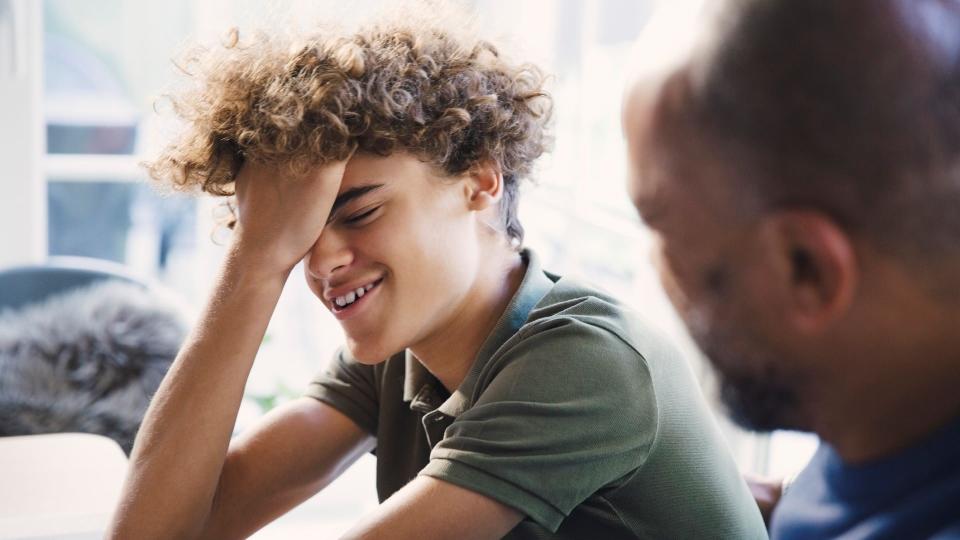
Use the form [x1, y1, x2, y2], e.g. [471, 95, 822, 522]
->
[403, 349, 445, 412]
[402, 249, 553, 416]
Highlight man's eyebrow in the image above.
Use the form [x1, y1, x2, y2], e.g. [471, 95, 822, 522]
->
[632, 192, 667, 228]
[329, 183, 385, 218]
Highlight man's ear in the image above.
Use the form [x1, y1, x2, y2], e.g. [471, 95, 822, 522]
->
[759, 210, 858, 334]
[464, 161, 503, 211]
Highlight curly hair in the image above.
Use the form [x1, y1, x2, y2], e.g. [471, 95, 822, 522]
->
[147, 19, 553, 245]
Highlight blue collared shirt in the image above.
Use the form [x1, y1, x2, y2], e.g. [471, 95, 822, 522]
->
[772, 415, 960, 539]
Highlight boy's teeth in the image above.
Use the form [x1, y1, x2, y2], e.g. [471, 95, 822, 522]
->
[334, 280, 380, 309]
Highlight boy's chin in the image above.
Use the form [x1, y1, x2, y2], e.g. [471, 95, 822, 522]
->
[345, 337, 396, 365]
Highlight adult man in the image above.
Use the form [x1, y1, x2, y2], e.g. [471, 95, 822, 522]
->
[624, 0, 960, 537]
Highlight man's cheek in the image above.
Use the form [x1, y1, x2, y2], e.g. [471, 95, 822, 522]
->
[654, 250, 696, 320]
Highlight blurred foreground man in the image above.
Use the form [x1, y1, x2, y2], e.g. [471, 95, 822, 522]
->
[624, 0, 960, 538]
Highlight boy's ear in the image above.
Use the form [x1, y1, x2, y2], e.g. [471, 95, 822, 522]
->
[465, 161, 503, 211]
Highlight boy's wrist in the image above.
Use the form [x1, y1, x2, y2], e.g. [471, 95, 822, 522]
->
[221, 241, 294, 292]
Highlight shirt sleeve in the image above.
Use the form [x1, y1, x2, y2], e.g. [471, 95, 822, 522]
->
[419, 318, 659, 532]
[303, 347, 380, 436]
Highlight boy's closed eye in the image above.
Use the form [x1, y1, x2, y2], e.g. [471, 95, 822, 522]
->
[327, 183, 386, 225]
[343, 205, 382, 226]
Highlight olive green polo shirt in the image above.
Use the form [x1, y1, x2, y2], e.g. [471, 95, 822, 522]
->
[305, 250, 767, 539]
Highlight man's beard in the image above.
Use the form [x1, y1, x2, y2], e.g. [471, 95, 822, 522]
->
[686, 307, 805, 432]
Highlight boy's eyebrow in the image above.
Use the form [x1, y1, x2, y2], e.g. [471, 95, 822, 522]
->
[329, 183, 385, 218]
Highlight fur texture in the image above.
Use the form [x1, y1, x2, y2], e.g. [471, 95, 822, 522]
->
[0, 281, 187, 454]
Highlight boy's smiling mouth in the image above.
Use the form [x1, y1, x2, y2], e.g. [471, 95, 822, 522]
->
[326, 277, 385, 318]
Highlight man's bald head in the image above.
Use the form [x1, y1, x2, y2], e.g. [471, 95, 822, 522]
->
[623, 0, 960, 434]
[650, 0, 960, 259]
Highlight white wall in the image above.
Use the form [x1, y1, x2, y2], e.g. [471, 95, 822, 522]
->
[0, 0, 44, 267]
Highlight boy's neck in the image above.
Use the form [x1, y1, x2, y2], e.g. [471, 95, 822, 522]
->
[410, 249, 526, 394]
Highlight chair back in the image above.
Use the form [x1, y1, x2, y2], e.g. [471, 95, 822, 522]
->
[0, 256, 146, 312]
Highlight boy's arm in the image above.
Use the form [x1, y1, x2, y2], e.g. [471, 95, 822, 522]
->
[342, 476, 524, 540]
[202, 398, 375, 539]
[108, 160, 360, 539]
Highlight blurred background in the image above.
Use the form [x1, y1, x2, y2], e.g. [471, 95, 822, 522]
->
[0, 0, 816, 537]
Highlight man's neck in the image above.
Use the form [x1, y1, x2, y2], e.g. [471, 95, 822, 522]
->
[410, 249, 526, 393]
[824, 398, 960, 465]
[815, 341, 960, 464]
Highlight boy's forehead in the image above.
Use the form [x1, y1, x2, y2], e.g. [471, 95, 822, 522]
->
[339, 152, 413, 188]
[338, 151, 445, 195]
[342, 154, 383, 183]
[336, 157, 387, 195]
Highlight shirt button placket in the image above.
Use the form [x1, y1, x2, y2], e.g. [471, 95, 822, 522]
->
[422, 411, 447, 448]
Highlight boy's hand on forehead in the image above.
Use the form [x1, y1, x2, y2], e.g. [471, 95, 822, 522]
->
[231, 158, 348, 278]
